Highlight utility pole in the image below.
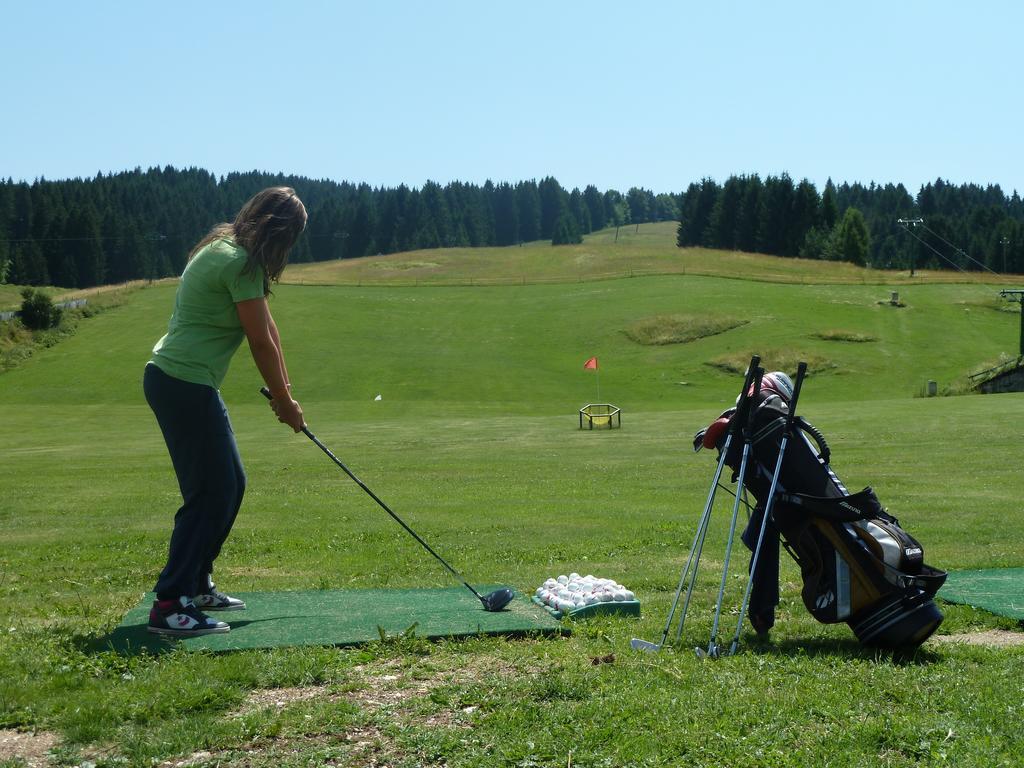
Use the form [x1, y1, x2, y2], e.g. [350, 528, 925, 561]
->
[1001, 236, 1011, 274]
[897, 218, 924, 276]
[999, 289, 1024, 357]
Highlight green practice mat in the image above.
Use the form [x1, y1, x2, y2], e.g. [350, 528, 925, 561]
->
[939, 569, 1024, 620]
[105, 588, 564, 654]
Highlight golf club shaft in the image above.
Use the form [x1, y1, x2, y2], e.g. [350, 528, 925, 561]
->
[259, 387, 485, 602]
[708, 367, 763, 653]
[673, 434, 731, 645]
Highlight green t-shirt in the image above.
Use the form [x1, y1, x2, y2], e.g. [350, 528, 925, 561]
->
[150, 238, 266, 389]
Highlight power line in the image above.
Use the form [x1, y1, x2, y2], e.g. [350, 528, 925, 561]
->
[896, 218, 967, 274]
[896, 217, 999, 276]
[917, 221, 998, 275]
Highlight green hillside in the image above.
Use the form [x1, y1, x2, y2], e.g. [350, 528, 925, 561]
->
[284, 222, 1022, 287]
[0, 271, 1016, 411]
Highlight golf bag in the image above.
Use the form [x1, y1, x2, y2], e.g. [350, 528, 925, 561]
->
[703, 390, 947, 648]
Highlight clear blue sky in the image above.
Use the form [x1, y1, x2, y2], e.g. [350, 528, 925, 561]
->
[3, 1, 1021, 196]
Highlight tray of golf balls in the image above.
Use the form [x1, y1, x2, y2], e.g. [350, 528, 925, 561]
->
[533, 573, 639, 620]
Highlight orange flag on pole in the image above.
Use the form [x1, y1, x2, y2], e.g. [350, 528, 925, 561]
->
[583, 357, 598, 370]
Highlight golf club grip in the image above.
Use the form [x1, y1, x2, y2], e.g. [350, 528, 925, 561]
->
[784, 362, 809, 431]
[729, 356, 761, 437]
[744, 367, 764, 433]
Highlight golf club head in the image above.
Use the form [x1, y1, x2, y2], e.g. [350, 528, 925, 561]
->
[480, 587, 516, 612]
[630, 638, 662, 653]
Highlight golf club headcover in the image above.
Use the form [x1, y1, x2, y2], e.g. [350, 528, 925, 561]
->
[702, 416, 731, 450]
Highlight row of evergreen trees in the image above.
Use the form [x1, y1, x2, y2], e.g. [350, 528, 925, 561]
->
[677, 174, 1024, 273]
[0, 168, 678, 289]
[2, 168, 1023, 289]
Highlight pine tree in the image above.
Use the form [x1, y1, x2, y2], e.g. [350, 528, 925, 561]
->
[583, 185, 606, 230]
[64, 204, 105, 287]
[755, 174, 796, 256]
[420, 181, 451, 247]
[706, 177, 743, 249]
[569, 188, 591, 235]
[834, 207, 870, 265]
[9, 242, 49, 286]
[734, 175, 762, 252]
[516, 181, 542, 242]
[821, 179, 839, 230]
[492, 182, 520, 246]
[551, 212, 582, 245]
[788, 179, 821, 256]
[0, 238, 9, 284]
[538, 177, 566, 240]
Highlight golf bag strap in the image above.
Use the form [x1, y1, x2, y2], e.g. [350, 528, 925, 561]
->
[776, 487, 886, 522]
[795, 417, 830, 464]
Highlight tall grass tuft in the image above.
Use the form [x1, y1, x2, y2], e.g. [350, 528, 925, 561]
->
[624, 314, 748, 346]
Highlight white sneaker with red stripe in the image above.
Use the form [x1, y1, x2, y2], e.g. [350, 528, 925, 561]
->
[147, 596, 230, 637]
[193, 587, 246, 611]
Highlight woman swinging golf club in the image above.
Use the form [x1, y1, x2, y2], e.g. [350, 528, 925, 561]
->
[143, 187, 307, 637]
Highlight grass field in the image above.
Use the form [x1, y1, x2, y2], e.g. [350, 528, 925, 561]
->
[2, 226, 1024, 767]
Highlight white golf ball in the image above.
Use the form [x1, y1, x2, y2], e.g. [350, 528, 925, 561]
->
[623, 590, 635, 601]
[598, 591, 614, 602]
[612, 590, 626, 602]
[570, 572, 580, 581]
[535, 587, 545, 597]
[557, 575, 569, 585]
[584, 594, 599, 606]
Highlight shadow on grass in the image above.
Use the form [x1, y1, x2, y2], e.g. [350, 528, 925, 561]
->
[77, 621, 569, 658]
[78, 616, 313, 657]
[78, 623, 176, 656]
[742, 634, 943, 665]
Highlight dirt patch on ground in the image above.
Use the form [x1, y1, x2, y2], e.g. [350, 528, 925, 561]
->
[934, 629, 1024, 648]
[237, 684, 334, 712]
[0, 728, 60, 767]
[234, 655, 527, 720]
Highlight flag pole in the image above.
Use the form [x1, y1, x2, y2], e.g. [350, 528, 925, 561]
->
[584, 356, 600, 402]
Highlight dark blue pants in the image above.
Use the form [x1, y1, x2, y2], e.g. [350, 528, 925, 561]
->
[144, 364, 246, 600]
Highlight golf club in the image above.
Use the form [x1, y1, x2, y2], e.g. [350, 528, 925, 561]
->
[260, 387, 515, 612]
[631, 356, 761, 653]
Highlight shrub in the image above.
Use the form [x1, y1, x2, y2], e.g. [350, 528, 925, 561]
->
[19, 288, 63, 330]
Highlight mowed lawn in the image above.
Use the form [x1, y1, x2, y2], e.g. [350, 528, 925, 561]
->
[2, 242, 1024, 766]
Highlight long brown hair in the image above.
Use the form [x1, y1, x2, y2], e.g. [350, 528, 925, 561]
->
[188, 186, 307, 293]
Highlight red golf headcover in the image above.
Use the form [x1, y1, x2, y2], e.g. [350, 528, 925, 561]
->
[702, 416, 730, 449]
